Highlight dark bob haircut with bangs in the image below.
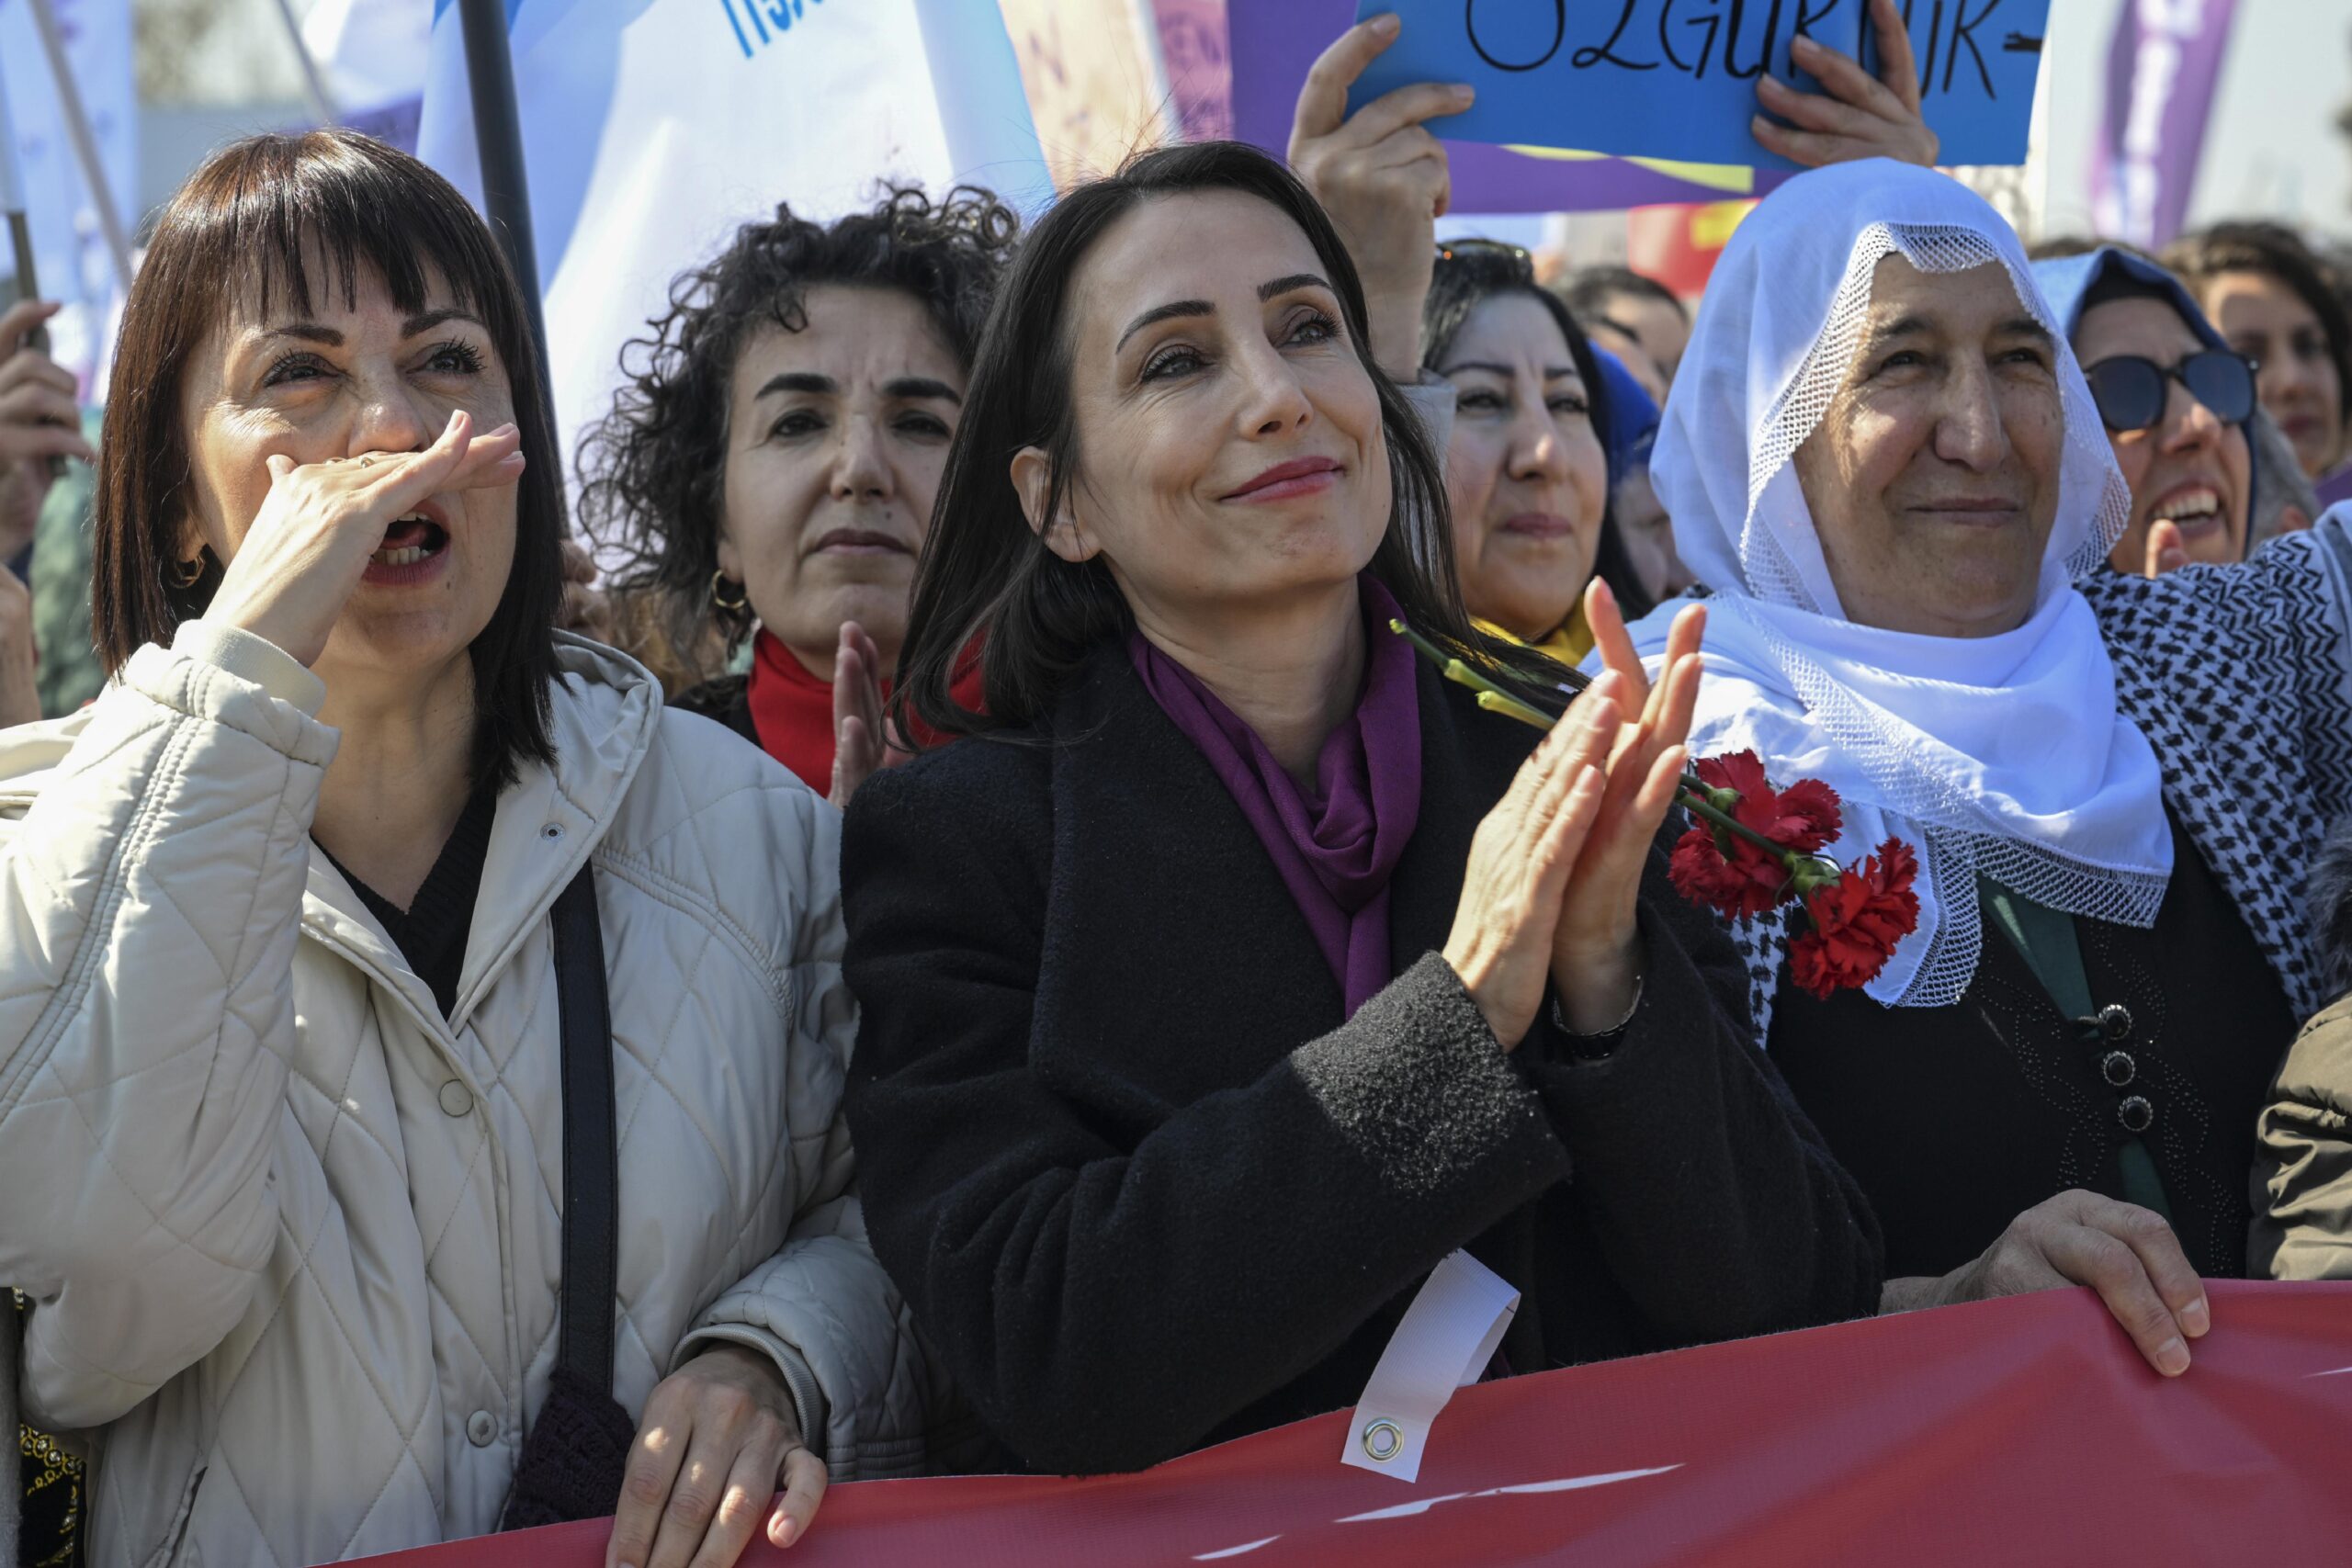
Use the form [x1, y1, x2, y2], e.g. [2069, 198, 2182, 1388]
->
[94, 129, 563, 790]
[894, 140, 1511, 743]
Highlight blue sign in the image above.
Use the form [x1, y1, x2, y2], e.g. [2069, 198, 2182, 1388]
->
[1347, 0, 2049, 170]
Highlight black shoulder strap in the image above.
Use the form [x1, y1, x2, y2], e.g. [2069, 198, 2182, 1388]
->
[549, 865, 618, 1391]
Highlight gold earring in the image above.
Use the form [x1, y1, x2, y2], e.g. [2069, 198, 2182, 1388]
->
[710, 570, 749, 613]
[164, 557, 205, 590]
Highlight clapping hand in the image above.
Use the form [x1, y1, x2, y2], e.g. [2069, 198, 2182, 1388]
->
[828, 620, 909, 810]
[1442, 586, 1706, 1046]
[1554, 581, 1708, 1033]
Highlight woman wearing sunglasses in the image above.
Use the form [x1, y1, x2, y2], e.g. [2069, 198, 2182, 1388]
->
[2034, 248, 2259, 575]
[1608, 159, 2352, 1360]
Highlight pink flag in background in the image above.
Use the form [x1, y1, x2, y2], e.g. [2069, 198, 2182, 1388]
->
[2090, 0, 2244, 249]
[1153, 0, 1231, 142]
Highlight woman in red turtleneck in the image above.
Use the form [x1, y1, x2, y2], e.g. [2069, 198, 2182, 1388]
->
[577, 185, 1014, 803]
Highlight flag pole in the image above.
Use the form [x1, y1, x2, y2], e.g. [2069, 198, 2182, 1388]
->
[0, 53, 40, 301]
[23, 0, 133, 295]
[456, 0, 553, 406]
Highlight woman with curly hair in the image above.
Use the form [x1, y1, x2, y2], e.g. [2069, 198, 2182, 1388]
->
[577, 186, 1017, 802]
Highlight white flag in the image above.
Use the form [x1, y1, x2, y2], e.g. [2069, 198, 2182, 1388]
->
[415, 0, 1050, 501]
[0, 0, 135, 397]
[301, 0, 433, 149]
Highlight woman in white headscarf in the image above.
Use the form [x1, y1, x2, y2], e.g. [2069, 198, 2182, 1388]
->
[1607, 159, 2352, 1374]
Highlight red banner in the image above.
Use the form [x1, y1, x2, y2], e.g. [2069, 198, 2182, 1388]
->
[359, 1281, 2352, 1566]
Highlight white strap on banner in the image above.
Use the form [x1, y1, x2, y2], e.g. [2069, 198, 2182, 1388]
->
[1340, 1249, 1521, 1483]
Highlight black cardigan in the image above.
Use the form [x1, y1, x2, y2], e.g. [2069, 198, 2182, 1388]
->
[842, 644, 1883, 1476]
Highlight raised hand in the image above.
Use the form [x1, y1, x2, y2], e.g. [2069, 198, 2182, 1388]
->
[1583, 575, 1705, 773]
[1287, 12, 1471, 379]
[2142, 517, 2190, 577]
[1752, 0, 1939, 171]
[0, 299, 96, 560]
[1550, 581, 1707, 1033]
[827, 619, 908, 810]
[202, 410, 525, 667]
[1442, 669, 1623, 1048]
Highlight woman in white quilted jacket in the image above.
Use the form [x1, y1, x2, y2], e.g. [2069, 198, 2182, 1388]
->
[0, 131, 924, 1566]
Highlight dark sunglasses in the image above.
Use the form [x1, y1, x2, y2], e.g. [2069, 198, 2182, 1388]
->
[2082, 349, 2256, 433]
[1434, 237, 1534, 285]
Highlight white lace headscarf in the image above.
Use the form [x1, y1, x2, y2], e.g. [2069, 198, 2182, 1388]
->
[1627, 159, 2172, 1010]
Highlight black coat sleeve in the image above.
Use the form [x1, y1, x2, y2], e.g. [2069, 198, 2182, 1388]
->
[841, 756, 1569, 1476]
[1521, 847, 1885, 1342]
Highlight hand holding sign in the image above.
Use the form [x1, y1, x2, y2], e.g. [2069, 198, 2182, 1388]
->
[1289, 13, 1470, 380]
[1346, 0, 2046, 171]
[1754, 0, 1939, 170]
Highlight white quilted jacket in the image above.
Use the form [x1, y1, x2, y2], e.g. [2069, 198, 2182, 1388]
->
[0, 623, 926, 1566]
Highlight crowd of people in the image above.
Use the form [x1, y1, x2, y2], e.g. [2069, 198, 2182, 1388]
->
[7, 4, 2352, 1564]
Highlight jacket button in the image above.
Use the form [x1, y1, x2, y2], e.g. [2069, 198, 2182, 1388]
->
[466, 1410, 497, 1448]
[2097, 1004, 2133, 1043]
[438, 1080, 474, 1117]
[2118, 1095, 2154, 1134]
[2100, 1051, 2136, 1088]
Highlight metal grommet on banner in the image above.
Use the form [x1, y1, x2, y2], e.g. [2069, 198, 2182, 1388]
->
[1341, 1251, 1521, 1483]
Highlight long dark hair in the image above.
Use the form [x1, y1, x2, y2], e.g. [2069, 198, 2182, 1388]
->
[894, 141, 1513, 742]
[1423, 243, 1655, 621]
[577, 186, 1021, 675]
[95, 129, 562, 790]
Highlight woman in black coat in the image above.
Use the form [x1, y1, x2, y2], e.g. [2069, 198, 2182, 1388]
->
[841, 141, 1883, 1478]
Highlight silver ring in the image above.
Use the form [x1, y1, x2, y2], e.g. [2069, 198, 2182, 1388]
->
[1361, 1420, 1403, 1462]
[356, 455, 378, 468]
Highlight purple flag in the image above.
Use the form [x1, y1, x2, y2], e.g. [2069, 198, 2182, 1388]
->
[2091, 0, 2243, 249]
[1153, 0, 1233, 143]
[1227, 0, 1789, 215]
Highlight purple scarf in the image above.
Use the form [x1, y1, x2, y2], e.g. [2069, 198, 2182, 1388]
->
[1128, 576, 1423, 1017]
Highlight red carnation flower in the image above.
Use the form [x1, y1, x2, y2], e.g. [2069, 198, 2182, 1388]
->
[1694, 750, 1843, 854]
[1768, 777, 1844, 854]
[1668, 824, 1788, 919]
[1668, 751, 1849, 920]
[1788, 839, 1922, 1000]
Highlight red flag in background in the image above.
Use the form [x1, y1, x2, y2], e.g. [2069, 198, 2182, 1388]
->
[360, 1281, 2352, 1567]
[1625, 200, 1758, 302]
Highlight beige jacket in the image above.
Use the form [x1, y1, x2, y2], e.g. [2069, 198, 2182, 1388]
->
[0, 624, 924, 1566]
[2254, 996, 2352, 1279]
